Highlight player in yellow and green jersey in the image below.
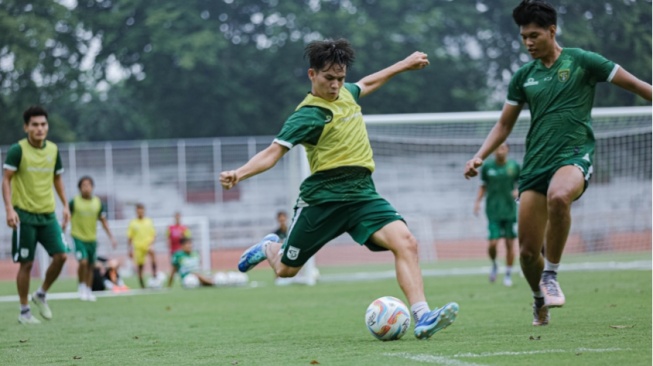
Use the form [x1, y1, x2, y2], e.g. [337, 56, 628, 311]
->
[464, 0, 651, 326]
[220, 39, 459, 339]
[2, 106, 70, 325]
[473, 143, 520, 287]
[63, 176, 117, 302]
[127, 203, 157, 288]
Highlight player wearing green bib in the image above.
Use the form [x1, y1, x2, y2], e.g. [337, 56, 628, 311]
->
[464, 0, 651, 326]
[474, 143, 520, 287]
[2, 106, 70, 324]
[220, 39, 459, 339]
[168, 237, 214, 287]
[63, 176, 117, 302]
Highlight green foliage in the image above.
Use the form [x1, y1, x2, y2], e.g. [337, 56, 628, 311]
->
[0, 0, 650, 144]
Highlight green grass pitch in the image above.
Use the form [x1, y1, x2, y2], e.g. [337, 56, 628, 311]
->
[0, 267, 650, 366]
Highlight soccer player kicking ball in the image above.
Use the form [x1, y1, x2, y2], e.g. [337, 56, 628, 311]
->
[63, 176, 117, 301]
[220, 38, 459, 339]
[464, 0, 651, 326]
[2, 106, 70, 324]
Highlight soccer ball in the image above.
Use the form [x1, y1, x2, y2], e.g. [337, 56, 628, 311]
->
[182, 274, 201, 289]
[365, 296, 411, 341]
[146, 272, 167, 289]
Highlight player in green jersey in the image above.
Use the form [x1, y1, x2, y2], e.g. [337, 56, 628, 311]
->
[63, 176, 117, 302]
[168, 237, 214, 288]
[2, 106, 70, 324]
[464, 0, 651, 326]
[473, 143, 520, 287]
[220, 39, 458, 339]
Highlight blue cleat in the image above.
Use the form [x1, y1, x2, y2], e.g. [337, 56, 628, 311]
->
[414, 302, 459, 339]
[237, 234, 279, 273]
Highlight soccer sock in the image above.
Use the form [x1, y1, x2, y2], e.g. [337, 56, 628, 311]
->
[79, 283, 87, 292]
[20, 304, 30, 313]
[36, 287, 46, 297]
[410, 301, 430, 323]
[505, 266, 512, 277]
[544, 259, 559, 274]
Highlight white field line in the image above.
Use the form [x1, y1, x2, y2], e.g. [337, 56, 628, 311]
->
[319, 260, 651, 283]
[385, 348, 628, 365]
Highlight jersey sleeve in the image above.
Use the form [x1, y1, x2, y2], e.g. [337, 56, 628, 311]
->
[480, 164, 488, 185]
[69, 199, 75, 215]
[273, 107, 329, 149]
[3, 144, 22, 171]
[99, 201, 107, 219]
[345, 83, 361, 102]
[54, 150, 64, 175]
[183, 227, 192, 238]
[580, 50, 618, 82]
[506, 69, 526, 105]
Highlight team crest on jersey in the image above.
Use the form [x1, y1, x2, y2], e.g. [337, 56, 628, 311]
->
[558, 69, 570, 82]
[287, 246, 301, 260]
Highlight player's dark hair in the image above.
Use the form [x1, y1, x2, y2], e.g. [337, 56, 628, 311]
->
[304, 38, 355, 71]
[23, 105, 48, 124]
[277, 210, 287, 217]
[512, 0, 557, 28]
[135, 203, 145, 209]
[78, 176, 94, 189]
[180, 237, 191, 245]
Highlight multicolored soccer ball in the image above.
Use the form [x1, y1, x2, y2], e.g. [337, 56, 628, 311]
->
[365, 296, 411, 341]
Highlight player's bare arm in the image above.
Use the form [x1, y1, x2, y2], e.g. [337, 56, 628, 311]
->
[2, 169, 19, 229]
[464, 103, 522, 179]
[220, 142, 288, 190]
[610, 67, 652, 101]
[100, 216, 118, 249]
[357, 51, 429, 98]
[53, 174, 70, 228]
[473, 185, 486, 216]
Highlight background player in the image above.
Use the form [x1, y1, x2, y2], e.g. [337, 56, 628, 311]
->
[220, 38, 459, 339]
[167, 211, 190, 257]
[464, 0, 651, 326]
[473, 143, 520, 287]
[2, 106, 69, 324]
[65, 175, 117, 301]
[127, 203, 157, 288]
[168, 237, 214, 287]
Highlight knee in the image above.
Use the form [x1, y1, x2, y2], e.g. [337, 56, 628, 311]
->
[276, 266, 299, 278]
[53, 253, 67, 264]
[20, 262, 34, 272]
[395, 233, 419, 257]
[79, 259, 88, 266]
[519, 245, 540, 264]
[547, 191, 572, 215]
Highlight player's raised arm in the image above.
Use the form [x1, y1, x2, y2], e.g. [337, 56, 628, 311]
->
[356, 51, 429, 98]
[464, 103, 523, 179]
[610, 67, 652, 101]
[220, 142, 289, 190]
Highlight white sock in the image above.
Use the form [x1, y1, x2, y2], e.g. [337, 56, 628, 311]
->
[20, 304, 30, 312]
[36, 287, 45, 297]
[505, 266, 512, 277]
[79, 283, 87, 292]
[544, 259, 559, 273]
[410, 301, 430, 323]
[533, 290, 543, 298]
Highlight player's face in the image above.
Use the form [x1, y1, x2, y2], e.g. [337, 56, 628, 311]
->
[175, 213, 181, 224]
[182, 241, 193, 253]
[136, 207, 145, 218]
[309, 64, 346, 102]
[80, 180, 94, 197]
[495, 144, 509, 160]
[24, 116, 49, 144]
[519, 23, 556, 60]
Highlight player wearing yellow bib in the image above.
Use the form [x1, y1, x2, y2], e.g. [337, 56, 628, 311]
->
[64, 176, 117, 302]
[127, 203, 157, 288]
[220, 39, 459, 339]
[2, 106, 70, 324]
[464, 1, 651, 326]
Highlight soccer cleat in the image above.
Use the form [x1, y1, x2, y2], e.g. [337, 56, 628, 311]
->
[414, 302, 459, 339]
[18, 313, 41, 325]
[31, 292, 52, 320]
[532, 303, 550, 326]
[540, 272, 565, 308]
[489, 264, 498, 283]
[237, 234, 279, 273]
[503, 276, 513, 287]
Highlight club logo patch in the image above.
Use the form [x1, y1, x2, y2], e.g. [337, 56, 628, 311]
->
[558, 69, 570, 82]
[287, 246, 300, 260]
[21, 249, 29, 258]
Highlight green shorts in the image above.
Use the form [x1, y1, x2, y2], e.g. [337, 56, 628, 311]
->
[488, 219, 517, 240]
[280, 198, 404, 267]
[73, 237, 98, 264]
[11, 209, 68, 263]
[518, 157, 592, 198]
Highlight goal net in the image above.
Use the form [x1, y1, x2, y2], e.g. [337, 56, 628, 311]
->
[355, 106, 651, 262]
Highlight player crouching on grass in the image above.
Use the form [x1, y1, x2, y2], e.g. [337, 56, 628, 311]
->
[167, 237, 215, 288]
[220, 38, 459, 339]
[464, 0, 651, 326]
